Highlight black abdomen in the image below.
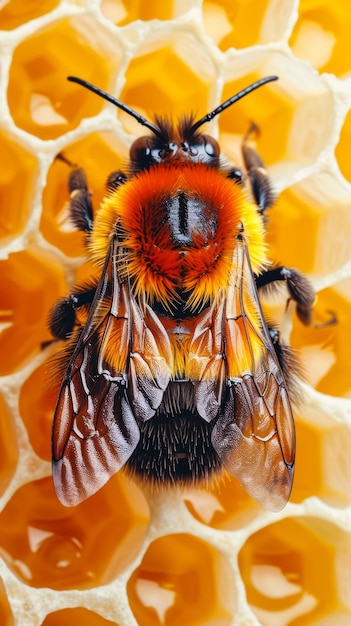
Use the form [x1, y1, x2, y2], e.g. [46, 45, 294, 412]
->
[126, 410, 221, 485]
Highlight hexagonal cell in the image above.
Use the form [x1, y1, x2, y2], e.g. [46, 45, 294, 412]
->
[291, 279, 351, 398]
[41, 608, 119, 626]
[41, 132, 127, 257]
[0, 392, 18, 498]
[290, 409, 351, 507]
[127, 533, 235, 626]
[217, 53, 333, 176]
[183, 477, 262, 530]
[0, 131, 37, 242]
[0, 474, 149, 590]
[0, 578, 13, 626]
[203, 0, 294, 50]
[0, 248, 67, 375]
[119, 34, 216, 132]
[335, 109, 351, 184]
[267, 172, 351, 275]
[238, 516, 351, 625]
[19, 359, 57, 462]
[0, 0, 59, 30]
[101, 0, 184, 24]
[290, 1, 351, 77]
[7, 17, 121, 140]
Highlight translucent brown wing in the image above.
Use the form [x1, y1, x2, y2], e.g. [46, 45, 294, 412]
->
[191, 236, 295, 511]
[52, 237, 172, 506]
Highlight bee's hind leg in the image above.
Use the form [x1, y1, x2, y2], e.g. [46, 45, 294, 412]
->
[268, 326, 302, 401]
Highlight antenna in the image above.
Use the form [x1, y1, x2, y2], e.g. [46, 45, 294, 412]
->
[67, 75, 278, 139]
[67, 76, 164, 138]
[189, 75, 278, 135]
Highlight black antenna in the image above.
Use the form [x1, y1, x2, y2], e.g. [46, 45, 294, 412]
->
[67, 76, 164, 139]
[189, 75, 278, 135]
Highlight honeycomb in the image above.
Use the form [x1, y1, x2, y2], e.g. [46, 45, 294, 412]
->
[1, 0, 351, 624]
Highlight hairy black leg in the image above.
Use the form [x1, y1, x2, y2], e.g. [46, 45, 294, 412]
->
[56, 152, 129, 232]
[105, 170, 127, 193]
[268, 328, 302, 402]
[68, 167, 129, 229]
[66, 167, 94, 232]
[49, 159, 129, 342]
[227, 167, 244, 185]
[241, 124, 275, 214]
[256, 266, 316, 325]
[49, 287, 96, 340]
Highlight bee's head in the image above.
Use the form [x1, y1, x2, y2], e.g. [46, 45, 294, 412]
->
[128, 118, 221, 171]
[67, 75, 278, 172]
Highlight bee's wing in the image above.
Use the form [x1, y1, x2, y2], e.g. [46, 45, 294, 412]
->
[52, 237, 172, 506]
[211, 354, 295, 511]
[192, 237, 295, 511]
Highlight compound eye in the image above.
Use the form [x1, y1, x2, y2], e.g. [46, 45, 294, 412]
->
[129, 136, 151, 163]
[202, 135, 220, 158]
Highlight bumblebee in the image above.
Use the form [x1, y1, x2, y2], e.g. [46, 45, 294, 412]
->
[50, 76, 315, 510]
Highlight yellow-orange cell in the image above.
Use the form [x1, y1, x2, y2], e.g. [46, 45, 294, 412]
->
[127, 533, 235, 626]
[0, 579, 13, 626]
[183, 476, 262, 530]
[292, 281, 351, 397]
[41, 133, 127, 257]
[239, 517, 351, 625]
[267, 173, 351, 276]
[219, 74, 285, 167]
[120, 36, 215, 132]
[219, 62, 332, 171]
[0, 474, 149, 590]
[290, 1, 351, 77]
[291, 410, 351, 507]
[8, 18, 121, 140]
[0, 132, 37, 242]
[203, 0, 272, 51]
[42, 608, 119, 625]
[0, 392, 18, 498]
[19, 360, 57, 462]
[0, 248, 68, 375]
[336, 108, 351, 184]
[0, 0, 59, 30]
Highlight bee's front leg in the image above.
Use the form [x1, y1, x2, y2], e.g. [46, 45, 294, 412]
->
[49, 161, 128, 343]
[62, 166, 94, 233]
[241, 124, 275, 215]
[58, 155, 127, 233]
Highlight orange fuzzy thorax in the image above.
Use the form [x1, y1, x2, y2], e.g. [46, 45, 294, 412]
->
[90, 162, 267, 310]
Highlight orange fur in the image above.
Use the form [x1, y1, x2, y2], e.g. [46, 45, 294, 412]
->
[90, 162, 267, 312]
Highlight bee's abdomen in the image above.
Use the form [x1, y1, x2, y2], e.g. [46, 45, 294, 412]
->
[125, 410, 221, 485]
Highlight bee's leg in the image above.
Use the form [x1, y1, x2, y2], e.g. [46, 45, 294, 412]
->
[56, 152, 128, 233]
[66, 166, 127, 232]
[227, 167, 245, 185]
[268, 327, 302, 400]
[256, 266, 316, 325]
[49, 287, 96, 340]
[241, 124, 275, 215]
[105, 170, 127, 193]
[66, 167, 94, 233]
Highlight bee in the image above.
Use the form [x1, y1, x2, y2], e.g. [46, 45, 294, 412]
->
[50, 75, 315, 510]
